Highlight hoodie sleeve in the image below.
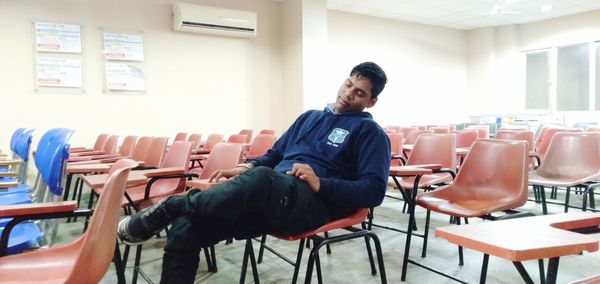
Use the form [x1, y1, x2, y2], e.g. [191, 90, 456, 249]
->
[316, 124, 391, 208]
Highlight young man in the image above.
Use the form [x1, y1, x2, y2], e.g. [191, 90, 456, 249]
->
[118, 62, 391, 283]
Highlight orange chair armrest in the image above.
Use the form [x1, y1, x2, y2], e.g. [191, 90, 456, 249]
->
[143, 167, 185, 178]
[389, 166, 434, 176]
[0, 201, 78, 218]
[68, 156, 93, 162]
[194, 149, 211, 155]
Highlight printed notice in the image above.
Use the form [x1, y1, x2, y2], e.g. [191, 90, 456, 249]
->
[105, 62, 145, 91]
[104, 32, 144, 61]
[35, 22, 82, 53]
[36, 57, 82, 88]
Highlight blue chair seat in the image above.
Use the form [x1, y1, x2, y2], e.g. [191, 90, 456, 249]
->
[0, 184, 30, 196]
[0, 192, 31, 205]
[0, 222, 42, 255]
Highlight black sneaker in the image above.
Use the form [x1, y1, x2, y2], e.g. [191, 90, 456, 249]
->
[117, 198, 173, 245]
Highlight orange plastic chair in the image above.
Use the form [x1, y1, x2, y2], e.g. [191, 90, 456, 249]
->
[258, 129, 275, 135]
[404, 129, 433, 145]
[397, 127, 418, 140]
[495, 130, 538, 168]
[453, 130, 479, 148]
[187, 142, 244, 185]
[187, 133, 202, 150]
[429, 126, 449, 134]
[242, 208, 386, 283]
[535, 127, 583, 161]
[412, 139, 528, 276]
[227, 134, 248, 144]
[585, 127, 600, 132]
[173, 132, 188, 142]
[386, 132, 404, 166]
[0, 159, 137, 283]
[570, 274, 600, 284]
[239, 129, 254, 144]
[395, 133, 456, 191]
[68, 135, 138, 164]
[142, 137, 169, 168]
[466, 125, 489, 139]
[245, 134, 277, 161]
[197, 133, 224, 154]
[69, 135, 119, 159]
[69, 133, 109, 153]
[529, 132, 600, 214]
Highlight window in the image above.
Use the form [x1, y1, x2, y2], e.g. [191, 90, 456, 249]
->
[556, 43, 589, 111]
[525, 51, 549, 110]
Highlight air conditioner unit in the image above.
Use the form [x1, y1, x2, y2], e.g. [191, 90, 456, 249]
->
[172, 3, 257, 38]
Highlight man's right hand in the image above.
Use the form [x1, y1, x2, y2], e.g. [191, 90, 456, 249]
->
[208, 166, 249, 183]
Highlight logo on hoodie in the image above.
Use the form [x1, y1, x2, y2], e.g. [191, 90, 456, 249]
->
[327, 128, 349, 146]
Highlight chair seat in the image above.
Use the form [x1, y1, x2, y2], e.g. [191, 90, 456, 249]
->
[569, 274, 600, 284]
[0, 184, 30, 196]
[528, 171, 600, 187]
[0, 192, 32, 205]
[119, 184, 183, 206]
[273, 209, 368, 240]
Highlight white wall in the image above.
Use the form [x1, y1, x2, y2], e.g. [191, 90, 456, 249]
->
[466, 9, 600, 124]
[0, 0, 283, 150]
[326, 11, 469, 127]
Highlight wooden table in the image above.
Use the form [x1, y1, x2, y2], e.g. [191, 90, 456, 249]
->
[436, 212, 600, 284]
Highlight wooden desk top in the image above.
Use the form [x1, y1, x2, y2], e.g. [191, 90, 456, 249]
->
[436, 212, 600, 262]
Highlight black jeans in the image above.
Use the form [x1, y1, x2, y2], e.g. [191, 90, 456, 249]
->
[160, 166, 336, 283]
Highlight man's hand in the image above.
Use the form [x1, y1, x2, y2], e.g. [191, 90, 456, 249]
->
[208, 166, 248, 183]
[287, 163, 320, 192]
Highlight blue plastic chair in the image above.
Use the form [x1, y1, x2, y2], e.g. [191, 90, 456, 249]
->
[0, 129, 34, 184]
[0, 129, 73, 255]
[0, 128, 27, 173]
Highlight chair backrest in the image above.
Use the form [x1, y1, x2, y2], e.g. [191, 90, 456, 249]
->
[92, 134, 110, 151]
[407, 133, 456, 170]
[14, 129, 34, 161]
[466, 125, 489, 139]
[42, 128, 74, 196]
[386, 132, 403, 166]
[200, 142, 244, 179]
[586, 127, 600, 132]
[118, 135, 138, 156]
[451, 139, 528, 207]
[536, 127, 583, 160]
[160, 141, 193, 170]
[404, 129, 434, 145]
[535, 132, 600, 179]
[173, 132, 188, 142]
[187, 133, 202, 150]
[130, 136, 153, 161]
[9, 128, 26, 154]
[429, 126, 449, 134]
[102, 135, 119, 154]
[247, 134, 277, 158]
[227, 134, 248, 144]
[452, 130, 479, 148]
[494, 130, 534, 152]
[238, 129, 253, 144]
[66, 159, 137, 283]
[203, 134, 224, 150]
[143, 137, 168, 167]
[258, 129, 275, 135]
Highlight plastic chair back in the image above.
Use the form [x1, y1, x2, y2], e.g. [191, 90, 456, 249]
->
[203, 134, 224, 151]
[536, 127, 583, 160]
[586, 127, 600, 132]
[386, 132, 403, 166]
[429, 126, 449, 134]
[404, 130, 434, 144]
[14, 129, 34, 161]
[102, 135, 119, 154]
[407, 133, 456, 170]
[173, 132, 188, 142]
[143, 137, 168, 168]
[246, 134, 277, 159]
[397, 127, 418, 139]
[118, 136, 138, 156]
[66, 159, 137, 283]
[535, 132, 600, 180]
[227, 134, 248, 144]
[495, 130, 534, 152]
[200, 143, 244, 179]
[187, 133, 202, 150]
[8, 128, 26, 154]
[466, 125, 489, 139]
[130, 136, 153, 161]
[239, 129, 253, 144]
[259, 129, 275, 135]
[453, 130, 479, 148]
[92, 134, 110, 151]
[152, 141, 193, 192]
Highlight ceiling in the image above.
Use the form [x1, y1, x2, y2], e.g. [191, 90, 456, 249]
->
[327, 0, 600, 30]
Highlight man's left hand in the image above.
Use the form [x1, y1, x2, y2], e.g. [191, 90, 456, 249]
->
[287, 163, 320, 192]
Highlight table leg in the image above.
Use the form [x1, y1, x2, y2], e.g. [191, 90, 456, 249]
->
[479, 253, 489, 284]
[400, 175, 423, 281]
[512, 261, 534, 284]
[546, 257, 560, 284]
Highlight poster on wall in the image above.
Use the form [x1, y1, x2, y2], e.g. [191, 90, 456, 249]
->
[35, 22, 82, 53]
[103, 32, 144, 61]
[105, 62, 145, 91]
[36, 57, 82, 88]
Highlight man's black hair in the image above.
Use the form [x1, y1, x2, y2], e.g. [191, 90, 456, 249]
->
[350, 62, 387, 98]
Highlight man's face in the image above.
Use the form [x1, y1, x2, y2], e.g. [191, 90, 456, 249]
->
[334, 74, 377, 113]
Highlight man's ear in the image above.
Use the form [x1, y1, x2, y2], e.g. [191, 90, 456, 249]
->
[368, 97, 378, 108]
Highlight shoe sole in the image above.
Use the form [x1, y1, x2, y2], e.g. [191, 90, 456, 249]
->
[117, 217, 147, 246]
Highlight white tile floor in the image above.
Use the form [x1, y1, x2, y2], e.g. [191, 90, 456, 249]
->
[52, 187, 600, 283]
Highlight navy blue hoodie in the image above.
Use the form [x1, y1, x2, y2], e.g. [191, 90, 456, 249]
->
[250, 105, 391, 209]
